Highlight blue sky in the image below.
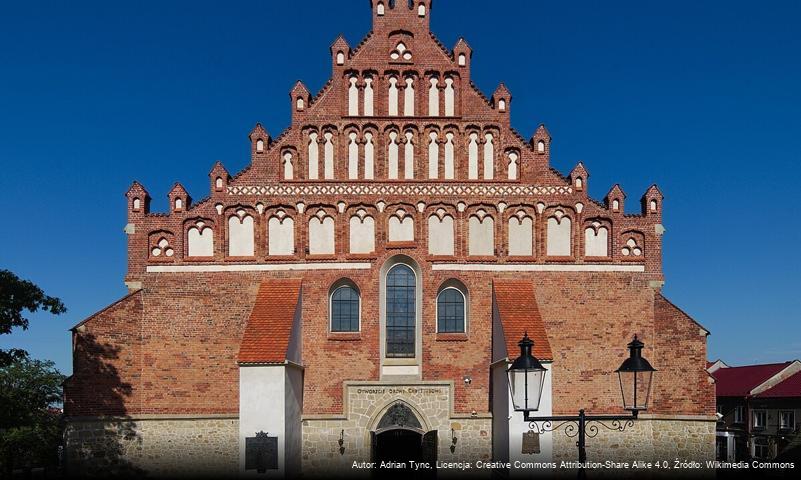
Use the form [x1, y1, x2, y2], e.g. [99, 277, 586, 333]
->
[1, 0, 799, 374]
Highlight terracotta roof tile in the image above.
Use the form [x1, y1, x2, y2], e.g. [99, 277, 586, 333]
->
[712, 362, 792, 397]
[238, 279, 302, 364]
[493, 280, 553, 361]
[755, 370, 801, 398]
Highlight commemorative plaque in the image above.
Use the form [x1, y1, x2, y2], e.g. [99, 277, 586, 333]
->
[245, 431, 278, 473]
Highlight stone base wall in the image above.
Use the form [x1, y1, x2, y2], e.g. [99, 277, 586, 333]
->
[64, 417, 239, 478]
[301, 381, 493, 477]
[552, 418, 715, 476]
[301, 417, 492, 477]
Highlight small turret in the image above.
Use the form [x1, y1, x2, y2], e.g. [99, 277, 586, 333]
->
[249, 123, 269, 157]
[453, 38, 472, 79]
[641, 185, 663, 218]
[168, 183, 190, 213]
[330, 35, 350, 70]
[209, 161, 230, 194]
[532, 124, 551, 158]
[605, 184, 626, 214]
[569, 162, 589, 192]
[290, 81, 310, 123]
[492, 83, 511, 116]
[126, 181, 150, 217]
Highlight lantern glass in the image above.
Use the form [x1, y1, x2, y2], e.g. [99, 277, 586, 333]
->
[618, 369, 653, 411]
[615, 335, 656, 412]
[508, 366, 545, 412]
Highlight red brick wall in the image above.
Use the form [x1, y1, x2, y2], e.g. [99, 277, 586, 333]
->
[652, 294, 715, 416]
[68, 1, 711, 422]
[65, 292, 143, 416]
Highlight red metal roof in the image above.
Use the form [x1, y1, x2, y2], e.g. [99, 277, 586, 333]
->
[712, 362, 791, 397]
[755, 370, 801, 398]
[238, 278, 302, 364]
[493, 280, 553, 361]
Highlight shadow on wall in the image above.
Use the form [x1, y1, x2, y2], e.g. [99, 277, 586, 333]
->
[63, 333, 144, 478]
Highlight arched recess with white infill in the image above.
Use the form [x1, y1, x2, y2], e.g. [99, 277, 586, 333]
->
[546, 209, 572, 257]
[227, 208, 255, 257]
[186, 220, 214, 257]
[507, 209, 534, 257]
[308, 209, 335, 255]
[584, 220, 611, 258]
[388, 208, 414, 242]
[468, 209, 495, 256]
[267, 210, 295, 256]
[349, 208, 376, 254]
[427, 208, 455, 256]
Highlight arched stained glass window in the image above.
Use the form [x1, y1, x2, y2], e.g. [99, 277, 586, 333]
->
[331, 284, 360, 332]
[386, 264, 416, 357]
[437, 287, 465, 333]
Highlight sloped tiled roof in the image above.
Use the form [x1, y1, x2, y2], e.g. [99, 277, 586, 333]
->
[238, 279, 302, 364]
[493, 280, 553, 361]
[712, 362, 792, 397]
[755, 370, 801, 398]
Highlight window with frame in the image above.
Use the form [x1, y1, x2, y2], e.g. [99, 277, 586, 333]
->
[734, 405, 745, 424]
[753, 437, 770, 459]
[437, 287, 465, 333]
[780, 411, 795, 431]
[330, 284, 360, 332]
[386, 264, 416, 358]
[753, 409, 767, 429]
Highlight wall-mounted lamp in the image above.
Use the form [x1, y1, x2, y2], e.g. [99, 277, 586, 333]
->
[463, 376, 472, 385]
[450, 428, 458, 453]
[338, 429, 345, 455]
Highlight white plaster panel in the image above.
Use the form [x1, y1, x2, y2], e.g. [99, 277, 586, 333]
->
[469, 216, 494, 256]
[404, 77, 415, 116]
[428, 215, 454, 255]
[404, 132, 415, 179]
[508, 217, 533, 256]
[483, 133, 494, 180]
[468, 133, 479, 179]
[349, 216, 375, 254]
[428, 78, 439, 116]
[307, 133, 319, 180]
[584, 226, 609, 257]
[228, 215, 255, 257]
[388, 216, 414, 242]
[388, 132, 399, 179]
[363, 78, 374, 116]
[309, 216, 335, 255]
[428, 132, 438, 179]
[268, 217, 295, 256]
[323, 133, 335, 179]
[187, 227, 213, 257]
[546, 217, 571, 256]
[348, 77, 359, 116]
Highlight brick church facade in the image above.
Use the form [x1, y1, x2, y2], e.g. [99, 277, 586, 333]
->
[64, 1, 716, 477]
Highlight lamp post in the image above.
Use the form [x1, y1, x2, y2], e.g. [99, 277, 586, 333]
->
[507, 334, 656, 474]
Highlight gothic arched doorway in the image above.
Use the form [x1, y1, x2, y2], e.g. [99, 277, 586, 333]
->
[370, 402, 437, 476]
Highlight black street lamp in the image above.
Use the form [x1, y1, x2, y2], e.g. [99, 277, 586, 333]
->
[507, 334, 656, 471]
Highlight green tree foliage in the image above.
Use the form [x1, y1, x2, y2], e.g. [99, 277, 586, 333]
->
[0, 269, 66, 366]
[0, 358, 65, 475]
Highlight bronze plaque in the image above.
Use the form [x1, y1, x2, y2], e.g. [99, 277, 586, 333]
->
[245, 432, 278, 473]
[522, 431, 541, 454]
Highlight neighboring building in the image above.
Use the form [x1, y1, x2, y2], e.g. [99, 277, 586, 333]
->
[63, 1, 716, 477]
[711, 361, 801, 462]
[707, 359, 728, 374]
